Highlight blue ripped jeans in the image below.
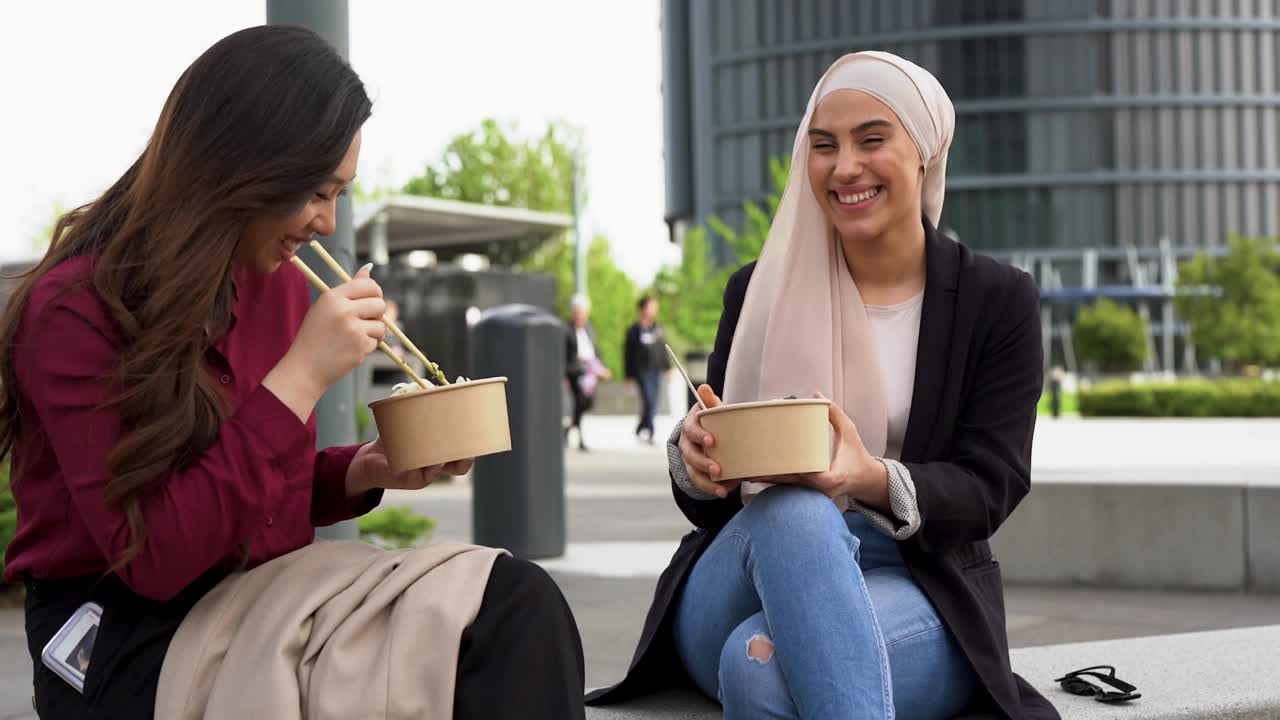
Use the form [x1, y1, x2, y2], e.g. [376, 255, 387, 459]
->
[673, 486, 977, 720]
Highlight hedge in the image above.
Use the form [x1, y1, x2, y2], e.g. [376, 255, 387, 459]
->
[1078, 379, 1280, 417]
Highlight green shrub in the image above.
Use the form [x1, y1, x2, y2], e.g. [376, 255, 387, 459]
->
[355, 405, 373, 442]
[1175, 235, 1280, 370]
[1074, 299, 1150, 373]
[358, 506, 436, 550]
[0, 462, 14, 581]
[1037, 390, 1079, 416]
[1078, 379, 1280, 417]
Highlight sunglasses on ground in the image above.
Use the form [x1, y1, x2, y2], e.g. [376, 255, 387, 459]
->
[1053, 665, 1142, 703]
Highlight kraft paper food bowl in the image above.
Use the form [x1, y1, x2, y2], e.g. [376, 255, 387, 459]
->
[368, 377, 511, 474]
[696, 398, 831, 480]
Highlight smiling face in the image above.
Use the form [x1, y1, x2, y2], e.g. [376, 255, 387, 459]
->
[806, 90, 923, 245]
[234, 129, 362, 273]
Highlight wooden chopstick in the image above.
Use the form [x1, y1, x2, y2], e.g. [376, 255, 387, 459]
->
[306, 241, 449, 386]
[288, 255, 431, 390]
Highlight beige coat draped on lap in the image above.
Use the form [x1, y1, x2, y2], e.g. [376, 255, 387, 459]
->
[156, 540, 504, 720]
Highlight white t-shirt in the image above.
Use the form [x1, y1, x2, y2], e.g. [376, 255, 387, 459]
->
[865, 291, 924, 461]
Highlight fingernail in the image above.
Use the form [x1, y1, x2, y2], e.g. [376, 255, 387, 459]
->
[359, 262, 373, 274]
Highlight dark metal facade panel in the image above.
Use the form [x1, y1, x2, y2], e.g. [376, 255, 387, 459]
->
[665, 0, 1280, 254]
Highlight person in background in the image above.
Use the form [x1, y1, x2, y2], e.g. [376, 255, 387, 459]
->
[624, 295, 671, 445]
[564, 294, 610, 451]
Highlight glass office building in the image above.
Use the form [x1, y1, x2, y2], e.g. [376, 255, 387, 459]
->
[661, 0, 1280, 370]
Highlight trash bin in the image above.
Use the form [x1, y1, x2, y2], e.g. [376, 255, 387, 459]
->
[469, 304, 566, 560]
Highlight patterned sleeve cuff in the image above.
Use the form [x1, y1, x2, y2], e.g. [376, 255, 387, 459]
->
[668, 418, 720, 501]
[852, 458, 922, 540]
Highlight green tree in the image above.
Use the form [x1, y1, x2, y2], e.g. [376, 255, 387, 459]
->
[402, 118, 579, 214]
[521, 235, 574, 315]
[352, 180, 390, 205]
[705, 155, 789, 265]
[1073, 299, 1150, 373]
[401, 118, 639, 373]
[651, 226, 721, 352]
[1176, 235, 1280, 369]
[655, 155, 790, 352]
[524, 234, 636, 376]
[30, 202, 68, 255]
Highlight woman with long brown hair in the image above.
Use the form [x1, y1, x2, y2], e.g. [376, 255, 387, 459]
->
[1, 26, 584, 719]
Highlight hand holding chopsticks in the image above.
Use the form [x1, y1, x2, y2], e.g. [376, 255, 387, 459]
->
[288, 255, 432, 390]
[303, 241, 450, 387]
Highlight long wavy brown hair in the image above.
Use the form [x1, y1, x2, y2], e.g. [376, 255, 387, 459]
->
[0, 25, 371, 566]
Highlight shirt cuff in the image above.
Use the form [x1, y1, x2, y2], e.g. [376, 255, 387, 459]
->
[668, 418, 720, 501]
[852, 458, 922, 540]
[312, 444, 384, 526]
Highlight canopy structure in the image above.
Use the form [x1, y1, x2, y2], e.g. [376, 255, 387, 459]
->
[355, 194, 573, 267]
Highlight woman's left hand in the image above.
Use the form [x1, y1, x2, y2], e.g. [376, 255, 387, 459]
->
[345, 437, 474, 496]
[765, 395, 885, 501]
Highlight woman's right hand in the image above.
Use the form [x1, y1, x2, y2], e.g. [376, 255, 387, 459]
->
[679, 384, 739, 498]
[264, 264, 387, 421]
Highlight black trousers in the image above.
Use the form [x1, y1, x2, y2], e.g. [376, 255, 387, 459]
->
[455, 555, 586, 719]
[26, 555, 584, 719]
[567, 376, 593, 433]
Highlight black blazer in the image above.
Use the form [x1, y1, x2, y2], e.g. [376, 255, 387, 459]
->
[623, 323, 671, 380]
[587, 221, 1059, 719]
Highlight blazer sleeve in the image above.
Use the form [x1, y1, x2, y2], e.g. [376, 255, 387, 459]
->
[901, 269, 1043, 554]
[669, 263, 756, 531]
[565, 326, 582, 377]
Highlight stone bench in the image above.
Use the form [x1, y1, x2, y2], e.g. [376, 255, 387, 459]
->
[586, 624, 1280, 719]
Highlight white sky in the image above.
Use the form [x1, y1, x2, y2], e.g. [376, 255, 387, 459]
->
[1, 0, 678, 284]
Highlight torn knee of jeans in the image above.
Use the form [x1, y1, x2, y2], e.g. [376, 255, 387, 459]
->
[746, 633, 774, 663]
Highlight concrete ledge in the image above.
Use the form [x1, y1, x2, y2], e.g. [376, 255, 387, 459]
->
[1013, 625, 1280, 719]
[586, 625, 1280, 719]
[1247, 487, 1280, 592]
[990, 472, 1280, 592]
[991, 482, 1248, 590]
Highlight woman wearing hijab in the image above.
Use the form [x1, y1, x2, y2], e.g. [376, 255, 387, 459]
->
[588, 52, 1058, 719]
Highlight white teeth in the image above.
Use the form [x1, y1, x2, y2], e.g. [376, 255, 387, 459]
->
[836, 188, 879, 204]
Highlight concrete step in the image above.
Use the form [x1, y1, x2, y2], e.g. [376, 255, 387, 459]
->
[586, 624, 1280, 719]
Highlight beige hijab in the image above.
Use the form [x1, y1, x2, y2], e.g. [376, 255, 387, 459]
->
[723, 51, 955, 507]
